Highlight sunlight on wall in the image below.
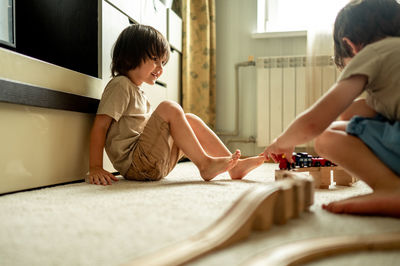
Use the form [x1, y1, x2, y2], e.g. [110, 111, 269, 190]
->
[257, 0, 349, 32]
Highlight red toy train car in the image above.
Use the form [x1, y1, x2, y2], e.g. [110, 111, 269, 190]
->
[278, 152, 334, 170]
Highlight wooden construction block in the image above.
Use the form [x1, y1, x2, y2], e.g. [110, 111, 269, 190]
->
[123, 177, 314, 266]
[243, 232, 400, 266]
[274, 171, 314, 212]
[333, 167, 357, 186]
[277, 167, 327, 189]
[291, 179, 305, 218]
[318, 167, 332, 189]
[273, 180, 295, 225]
[302, 177, 314, 210]
[276, 166, 358, 189]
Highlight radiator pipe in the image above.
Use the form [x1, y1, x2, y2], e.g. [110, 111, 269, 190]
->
[216, 60, 256, 141]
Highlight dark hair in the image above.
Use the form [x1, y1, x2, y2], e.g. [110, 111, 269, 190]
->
[333, 0, 400, 69]
[111, 24, 170, 77]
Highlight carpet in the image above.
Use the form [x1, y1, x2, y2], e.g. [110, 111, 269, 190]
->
[0, 162, 399, 266]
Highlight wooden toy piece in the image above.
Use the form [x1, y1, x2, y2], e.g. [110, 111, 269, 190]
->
[276, 167, 331, 189]
[291, 179, 305, 218]
[243, 232, 400, 266]
[318, 167, 332, 189]
[123, 185, 280, 266]
[273, 180, 295, 225]
[274, 171, 314, 213]
[123, 177, 314, 266]
[276, 152, 358, 189]
[333, 167, 357, 186]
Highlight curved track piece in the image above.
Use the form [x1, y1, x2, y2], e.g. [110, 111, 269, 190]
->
[243, 232, 400, 266]
[122, 176, 313, 266]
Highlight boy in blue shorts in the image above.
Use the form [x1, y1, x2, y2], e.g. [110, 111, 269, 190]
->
[264, 0, 400, 218]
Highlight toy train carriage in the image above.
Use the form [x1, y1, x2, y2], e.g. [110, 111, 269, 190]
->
[278, 152, 334, 170]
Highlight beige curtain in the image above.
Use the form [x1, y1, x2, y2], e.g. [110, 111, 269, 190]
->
[181, 0, 216, 128]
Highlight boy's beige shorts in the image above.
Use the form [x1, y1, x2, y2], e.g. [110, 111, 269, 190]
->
[125, 111, 184, 181]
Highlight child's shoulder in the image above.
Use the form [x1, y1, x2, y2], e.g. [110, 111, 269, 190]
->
[105, 75, 139, 93]
[366, 37, 400, 54]
[108, 75, 134, 87]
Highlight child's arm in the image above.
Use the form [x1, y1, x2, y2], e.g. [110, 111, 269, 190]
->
[88, 114, 119, 185]
[264, 75, 367, 162]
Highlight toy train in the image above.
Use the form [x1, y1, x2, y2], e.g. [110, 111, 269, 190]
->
[278, 152, 335, 170]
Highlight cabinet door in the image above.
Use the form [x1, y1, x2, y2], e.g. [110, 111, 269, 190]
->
[102, 1, 131, 173]
[141, 83, 167, 109]
[163, 50, 181, 104]
[141, 0, 167, 37]
[167, 9, 182, 52]
[102, 1, 130, 83]
[105, 0, 142, 23]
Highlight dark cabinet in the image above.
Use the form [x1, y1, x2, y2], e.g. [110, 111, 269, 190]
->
[15, 0, 99, 77]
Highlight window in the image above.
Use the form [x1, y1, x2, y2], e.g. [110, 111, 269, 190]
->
[257, 0, 348, 33]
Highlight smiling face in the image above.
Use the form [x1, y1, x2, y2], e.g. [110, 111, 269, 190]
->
[111, 24, 170, 79]
[127, 55, 167, 86]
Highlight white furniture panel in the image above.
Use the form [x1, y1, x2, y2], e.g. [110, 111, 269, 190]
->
[141, 0, 167, 37]
[0, 47, 102, 99]
[167, 9, 182, 52]
[163, 50, 181, 103]
[102, 0, 130, 83]
[105, 0, 142, 23]
[141, 83, 167, 109]
[0, 102, 93, 194]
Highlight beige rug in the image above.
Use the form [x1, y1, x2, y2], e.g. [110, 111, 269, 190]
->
[0, 162, 399, 266]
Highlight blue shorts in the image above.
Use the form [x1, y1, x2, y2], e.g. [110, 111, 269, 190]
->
[346, 114, 400, 176]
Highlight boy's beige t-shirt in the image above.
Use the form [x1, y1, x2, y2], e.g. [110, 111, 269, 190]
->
[97, 75, 151, 175]
[337, 37, 400, 121]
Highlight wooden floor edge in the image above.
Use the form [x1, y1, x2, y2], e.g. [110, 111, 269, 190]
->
[242, 232, 400, 266]
[121, 177, 313, 266]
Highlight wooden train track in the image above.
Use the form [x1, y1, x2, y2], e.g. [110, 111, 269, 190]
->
[243, 232, 400, 266]
[276, 166, 357, 189]
[122, 173, 314, 266]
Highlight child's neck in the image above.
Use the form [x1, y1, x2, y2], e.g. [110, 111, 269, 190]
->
[126, 71, 142, 87]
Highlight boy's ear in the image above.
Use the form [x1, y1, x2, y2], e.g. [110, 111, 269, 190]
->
[342, 37, 362, 55]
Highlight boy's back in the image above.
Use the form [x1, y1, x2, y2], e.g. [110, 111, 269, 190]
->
[337, 37, 400, 121]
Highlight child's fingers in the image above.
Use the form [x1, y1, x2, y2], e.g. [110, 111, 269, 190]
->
[286, 152, 294, 163]
[92, 176, 100, 185]
[263, 152, 271, 161]
[99, 176, 109, 185]
[110, 174, 119, 181]
[270, 153, 278, 163]
[106, 171, 118, 181]
[104, 175, 113, 185]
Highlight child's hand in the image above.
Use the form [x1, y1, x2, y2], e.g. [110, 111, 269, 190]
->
[87, 167, 119, 186]
[263, 138, 295, 163]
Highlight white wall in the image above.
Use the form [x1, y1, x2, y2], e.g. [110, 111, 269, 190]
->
[215, 0, 306, 156]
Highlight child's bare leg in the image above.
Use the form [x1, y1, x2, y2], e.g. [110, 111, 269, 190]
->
[185, 113, 265, 180]
[339, 98, 376, 121]
[315, 121, 400, 217]
[155, 101, 240, 181]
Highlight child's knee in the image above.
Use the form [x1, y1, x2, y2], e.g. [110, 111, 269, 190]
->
[314, 130, 333, 156]
[156, 100, 183, 118]
[185, 113, 201, 123]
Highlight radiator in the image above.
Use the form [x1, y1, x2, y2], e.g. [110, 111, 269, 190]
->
[256, 55, 339, 147]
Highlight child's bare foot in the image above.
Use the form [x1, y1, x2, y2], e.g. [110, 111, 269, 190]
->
[200, 150, 241, 181]
[322, 188, 400, 218]
[229, 156, 265, 180]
